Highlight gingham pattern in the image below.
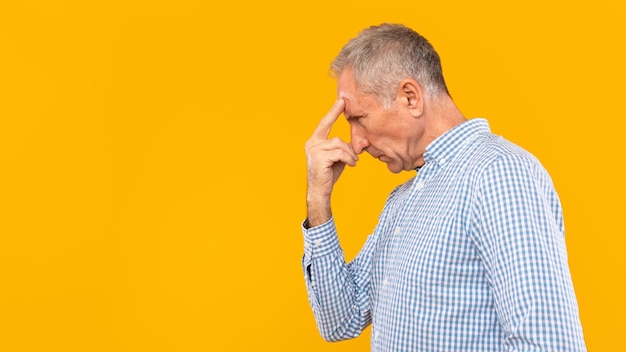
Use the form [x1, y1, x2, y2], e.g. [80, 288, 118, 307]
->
[302, 118, 586, 351]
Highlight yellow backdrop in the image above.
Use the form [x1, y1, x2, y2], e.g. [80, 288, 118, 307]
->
[1, 0, 623, 351]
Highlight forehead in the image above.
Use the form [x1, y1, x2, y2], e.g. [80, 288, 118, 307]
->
[337, 69, 358, 99]
[337, 69, 374, 115]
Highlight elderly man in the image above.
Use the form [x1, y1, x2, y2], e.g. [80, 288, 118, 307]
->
[302, 23, 586, 351]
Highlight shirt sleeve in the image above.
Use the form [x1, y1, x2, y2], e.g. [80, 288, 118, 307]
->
[301, 216, 374, 342]
[470, 155, 586, 351]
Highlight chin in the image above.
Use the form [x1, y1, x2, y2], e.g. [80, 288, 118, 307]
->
[386, 163, 403, 174]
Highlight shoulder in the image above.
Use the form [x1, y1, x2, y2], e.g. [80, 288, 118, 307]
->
[471, 133, 548, 180]
[456, 133, 559, 207]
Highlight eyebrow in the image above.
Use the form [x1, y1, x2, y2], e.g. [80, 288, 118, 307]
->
[339, 96, 366, 120]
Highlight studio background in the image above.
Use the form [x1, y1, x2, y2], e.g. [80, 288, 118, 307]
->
[1, 1, 623, 351]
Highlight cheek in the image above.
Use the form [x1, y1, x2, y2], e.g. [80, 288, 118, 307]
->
[369, 127, 392, 146]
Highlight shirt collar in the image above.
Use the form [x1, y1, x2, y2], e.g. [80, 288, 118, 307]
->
[422, 118, 490, 168]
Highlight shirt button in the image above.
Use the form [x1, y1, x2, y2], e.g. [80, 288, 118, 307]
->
[416, 181, 425, 190]
[394, 227, 400, 235]
[311, 281, 316, 287]
[383, 279, 389, 286]
[314, 240, 322, 247]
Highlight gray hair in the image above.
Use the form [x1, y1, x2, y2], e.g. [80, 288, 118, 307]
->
[331, 23, 450, 107]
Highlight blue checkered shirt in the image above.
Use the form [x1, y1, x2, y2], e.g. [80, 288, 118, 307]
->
[302, 118, 586, 351]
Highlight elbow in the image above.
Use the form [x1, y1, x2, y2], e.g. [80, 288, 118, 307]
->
[319, 331, 342, 343]
[317, 320, 361, 342]
[317, 323, 339, 342]
[319, 329, 342, 343]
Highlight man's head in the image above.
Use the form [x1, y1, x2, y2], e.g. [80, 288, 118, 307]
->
[333, 24, 462, 173]
[331, 23, 449, 108]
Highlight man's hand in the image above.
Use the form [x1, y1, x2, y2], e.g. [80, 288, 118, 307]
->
[305, 99, 358, 227]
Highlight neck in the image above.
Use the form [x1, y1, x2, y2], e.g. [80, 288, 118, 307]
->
[410, 94, 465, 169]
[423, 94, 465, 139]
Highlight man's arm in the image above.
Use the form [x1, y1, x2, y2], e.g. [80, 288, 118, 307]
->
[302, 99, 372, 341]
[471, 155, 586, 351]
[302, 218, 374, 341]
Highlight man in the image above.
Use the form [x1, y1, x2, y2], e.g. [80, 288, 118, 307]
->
[302, 23, 586, 351]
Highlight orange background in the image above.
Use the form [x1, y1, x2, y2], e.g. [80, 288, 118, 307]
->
[1, 1, 624, 351]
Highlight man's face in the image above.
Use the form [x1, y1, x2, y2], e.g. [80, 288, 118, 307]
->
[337, 68, 419, 173]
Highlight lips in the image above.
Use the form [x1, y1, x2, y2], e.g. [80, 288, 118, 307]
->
[367, 148, 386, 161]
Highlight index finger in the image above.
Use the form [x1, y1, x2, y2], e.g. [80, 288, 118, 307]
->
[312, 98, 345, 139]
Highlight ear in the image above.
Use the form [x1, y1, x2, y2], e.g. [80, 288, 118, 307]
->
[397, 78, 424, 118]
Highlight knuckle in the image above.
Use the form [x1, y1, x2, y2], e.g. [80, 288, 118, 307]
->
[328, 137, 342, 144]
[305, 138, 319, 150]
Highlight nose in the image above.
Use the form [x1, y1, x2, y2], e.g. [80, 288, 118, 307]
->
[350, 125, 370, 155]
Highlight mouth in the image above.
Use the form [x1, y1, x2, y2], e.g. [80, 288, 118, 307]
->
[366, 149, 386, 162]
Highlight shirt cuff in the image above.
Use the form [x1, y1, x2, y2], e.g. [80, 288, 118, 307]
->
[301, 217, 341, 259]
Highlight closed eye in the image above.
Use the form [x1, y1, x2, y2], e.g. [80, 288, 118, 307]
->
[346, 114, 367, 121]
